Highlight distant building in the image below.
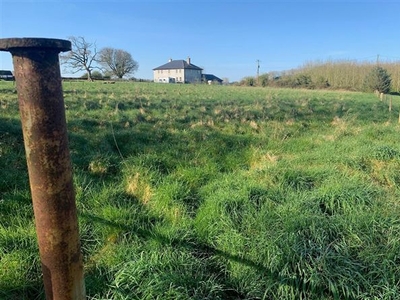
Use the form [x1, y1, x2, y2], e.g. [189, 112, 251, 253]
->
[202, 74, 223, 85]
[0, 70, 14, 81]
[153, 57, 203, 83]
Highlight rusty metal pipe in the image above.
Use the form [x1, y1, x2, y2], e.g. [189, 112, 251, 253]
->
[0, 38, 85, 300]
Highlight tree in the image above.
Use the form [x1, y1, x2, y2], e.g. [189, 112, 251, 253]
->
[98, 47, 138, 79]
[363, 66, 392, 94]
[61, 36, 99, 81]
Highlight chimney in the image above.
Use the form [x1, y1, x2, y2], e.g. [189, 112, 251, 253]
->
[187, 56, 191, 64]
[169, 58, 172, 62]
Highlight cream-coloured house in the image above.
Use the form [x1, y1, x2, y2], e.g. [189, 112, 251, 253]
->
[153, 57, 203, 83]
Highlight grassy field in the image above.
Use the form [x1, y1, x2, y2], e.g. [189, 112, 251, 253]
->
[1, 81, 400, 299]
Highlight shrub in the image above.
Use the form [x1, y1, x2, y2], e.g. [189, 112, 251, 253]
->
[80, 71, 104, 80]
[240, 76, 255, 86]
[258, 74, 269, 87]
[294, 74, 313, 88]
[91, 71, 104, 80]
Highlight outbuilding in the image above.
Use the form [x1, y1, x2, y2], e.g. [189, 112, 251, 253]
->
[0, 70, 14, 81]
[202, 74, 223, 85]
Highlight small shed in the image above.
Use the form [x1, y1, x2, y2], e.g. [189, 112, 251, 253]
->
[202, 74, 223, 84]
[0, 70, 14, 81]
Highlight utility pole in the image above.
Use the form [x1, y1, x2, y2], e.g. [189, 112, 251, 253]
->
[256, 59, 260, 85]
[377, 54, 380, 66]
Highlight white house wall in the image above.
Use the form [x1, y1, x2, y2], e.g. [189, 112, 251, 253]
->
[154, 69, 184, 83]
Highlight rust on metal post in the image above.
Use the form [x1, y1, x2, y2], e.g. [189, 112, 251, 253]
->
[0, 38, 85, 300]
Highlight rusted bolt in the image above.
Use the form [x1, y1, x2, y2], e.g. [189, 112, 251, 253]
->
[0, 38, 85, 300]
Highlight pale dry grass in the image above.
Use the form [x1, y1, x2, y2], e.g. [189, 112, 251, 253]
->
[249, 147, 280, 171]
[126, 172, 152, 205]
[89, 160, 108, 175]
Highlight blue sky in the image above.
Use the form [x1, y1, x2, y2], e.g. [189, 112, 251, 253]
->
[1, 0, 400, 82]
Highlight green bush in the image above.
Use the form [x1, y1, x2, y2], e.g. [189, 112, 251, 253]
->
[240, 76, 255, 86]
[80, 71, 104, 80]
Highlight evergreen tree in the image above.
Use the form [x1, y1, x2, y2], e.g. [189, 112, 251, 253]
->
[363, 66, 392, 93]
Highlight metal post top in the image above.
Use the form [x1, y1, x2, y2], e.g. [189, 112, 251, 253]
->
[0, 38, 71, 52]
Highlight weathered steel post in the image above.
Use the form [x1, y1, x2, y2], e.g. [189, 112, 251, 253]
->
[0, 38, 85, 299]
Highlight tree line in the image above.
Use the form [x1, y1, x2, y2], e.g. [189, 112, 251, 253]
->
[61, 36, 139, 81]
[239, 59, 398, 94]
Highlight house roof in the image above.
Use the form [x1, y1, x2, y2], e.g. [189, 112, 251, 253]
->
[153, 60, 203, 71]
[202, 74, 223, 82]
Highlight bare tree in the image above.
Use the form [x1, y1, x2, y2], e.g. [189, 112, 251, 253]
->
[98, 47, 138, 79]
[61, 36, 98, 81]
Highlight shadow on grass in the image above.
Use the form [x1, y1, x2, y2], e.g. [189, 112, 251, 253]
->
[0, 284, 44, 300]
[81, 209, 309, 299]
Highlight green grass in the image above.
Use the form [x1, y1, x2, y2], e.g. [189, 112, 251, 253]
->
[1, 80, 400, 299]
